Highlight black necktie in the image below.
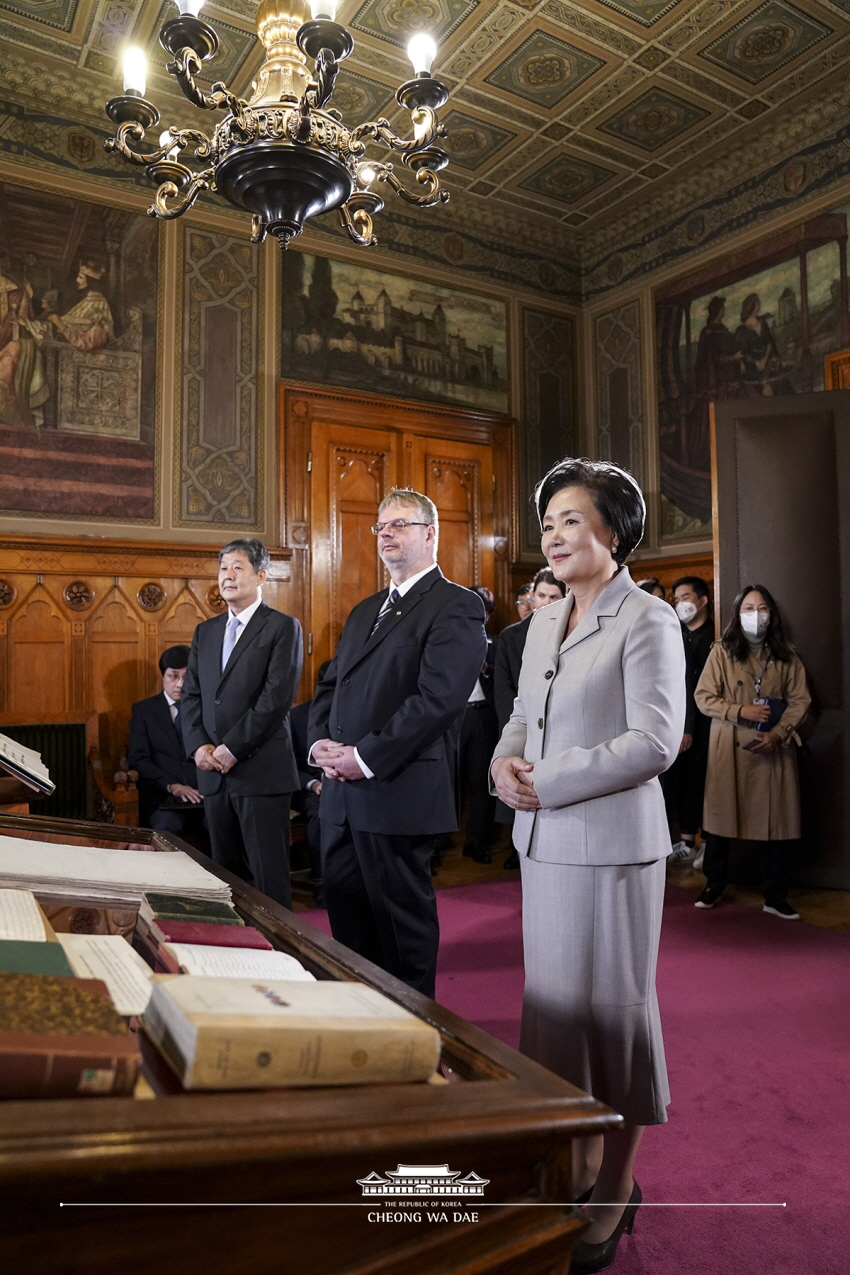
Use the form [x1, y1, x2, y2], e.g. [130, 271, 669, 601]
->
[172, 702, 183, 746]
[371, 587, 400, 636]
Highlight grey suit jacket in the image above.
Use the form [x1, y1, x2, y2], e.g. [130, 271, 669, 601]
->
[491, 567, 685, 866]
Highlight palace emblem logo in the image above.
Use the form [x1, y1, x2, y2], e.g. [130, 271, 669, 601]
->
[357, 1164, 488, 1198]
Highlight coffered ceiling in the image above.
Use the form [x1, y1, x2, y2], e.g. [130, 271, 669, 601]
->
[1, 0, 849, 276]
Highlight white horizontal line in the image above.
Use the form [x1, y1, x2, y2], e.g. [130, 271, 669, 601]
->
[60, 1202, 788, 1208]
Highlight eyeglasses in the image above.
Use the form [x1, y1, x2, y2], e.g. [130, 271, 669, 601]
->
[370, 520, 430, 535]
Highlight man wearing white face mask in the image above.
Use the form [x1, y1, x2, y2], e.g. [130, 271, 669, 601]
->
[665, 577, 714, 862]
[694, 584, 810, 918]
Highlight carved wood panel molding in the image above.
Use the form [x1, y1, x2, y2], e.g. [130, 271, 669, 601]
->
[0, 536, 294, 776]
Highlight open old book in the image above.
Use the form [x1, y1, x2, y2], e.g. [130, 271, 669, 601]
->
[0, 732, 54, 796]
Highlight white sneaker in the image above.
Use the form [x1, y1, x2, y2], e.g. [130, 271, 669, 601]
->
[668, 840, 696, 862]
[692, 846, 704, 872]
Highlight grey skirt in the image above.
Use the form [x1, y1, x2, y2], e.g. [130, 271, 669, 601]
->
[520, 855, 670, 1125]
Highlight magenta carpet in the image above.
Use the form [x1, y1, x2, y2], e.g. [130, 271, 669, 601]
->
[302, 882, 850, 1273]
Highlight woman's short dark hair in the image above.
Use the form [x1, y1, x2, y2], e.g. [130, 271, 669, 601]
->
[533, 458, 645, 567]
[219, 538, 270, 573]
[722, 583, 793, 664]
[637, 578, 664, 597]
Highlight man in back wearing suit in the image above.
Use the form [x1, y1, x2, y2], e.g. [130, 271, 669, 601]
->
[308, 488, 487, 997]
[128, 645, 205, 837]
[181, 539, 303, 909]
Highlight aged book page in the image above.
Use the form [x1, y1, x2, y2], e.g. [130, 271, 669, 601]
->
[57, 934, 154, 1016]
[161, 944, 314, 981]
[0, 890, 47, 942]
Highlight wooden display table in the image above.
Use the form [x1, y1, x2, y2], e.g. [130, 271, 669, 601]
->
[0, 813, 621, 1275]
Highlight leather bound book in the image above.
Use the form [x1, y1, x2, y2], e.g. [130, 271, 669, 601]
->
[0, 940, 75, 977]
[145, 919, 273, 949]
[139, 893, 244, 926]
[0, 972, 140, 1098]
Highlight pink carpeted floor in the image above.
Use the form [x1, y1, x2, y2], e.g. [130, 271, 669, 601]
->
[302, 881, 850, 1273]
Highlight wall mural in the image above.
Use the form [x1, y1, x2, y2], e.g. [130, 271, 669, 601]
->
[0, 181, 159, 521]
[178, 228, 261, 527]
[280, 252, 508, 414]
[656, 204, 850, 541]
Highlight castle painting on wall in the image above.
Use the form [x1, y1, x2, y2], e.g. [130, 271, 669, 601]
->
[0, 181, 159, 521]
[656, 206, 850, 542]
[280, 252, 508, 414]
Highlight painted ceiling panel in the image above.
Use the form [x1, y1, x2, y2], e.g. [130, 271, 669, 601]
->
[0, 0, 848, 264]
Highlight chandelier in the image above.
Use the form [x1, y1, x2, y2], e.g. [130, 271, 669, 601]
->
[104, 0, 450, 249]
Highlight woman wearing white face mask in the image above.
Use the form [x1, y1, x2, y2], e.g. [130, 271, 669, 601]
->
[693, 585, 810, 917]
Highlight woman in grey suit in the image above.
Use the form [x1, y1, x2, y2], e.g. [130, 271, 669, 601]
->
[492, 459, 685, 1274]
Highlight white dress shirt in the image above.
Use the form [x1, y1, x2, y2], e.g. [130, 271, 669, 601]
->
[227, 593, 263, 645]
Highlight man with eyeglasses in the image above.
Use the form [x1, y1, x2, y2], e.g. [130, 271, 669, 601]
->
[308, 487, 487, 998]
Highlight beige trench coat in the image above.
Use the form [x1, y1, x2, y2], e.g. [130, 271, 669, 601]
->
[694, 642, 810, 840]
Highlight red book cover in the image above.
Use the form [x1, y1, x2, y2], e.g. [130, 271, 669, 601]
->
[147, 919, 273, 950]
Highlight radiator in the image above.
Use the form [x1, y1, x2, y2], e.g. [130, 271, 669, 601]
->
[1, 723, 89, 821]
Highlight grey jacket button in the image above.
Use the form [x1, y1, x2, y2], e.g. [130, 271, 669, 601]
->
[545, 670, 554, 679]
[538, 718, 544, 729]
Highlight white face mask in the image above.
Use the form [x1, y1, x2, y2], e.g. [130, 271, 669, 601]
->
[740, 609, 770, 638]
[675, 600, 698, 624]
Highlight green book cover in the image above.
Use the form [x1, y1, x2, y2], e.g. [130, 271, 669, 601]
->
[0, 940, 75, 977]
[141, 893, 243, 925]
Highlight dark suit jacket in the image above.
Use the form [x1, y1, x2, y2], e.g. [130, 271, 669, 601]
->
[308, 567, 487, 836]
[128, 692, 198, 826]
[494, 614, 533, 731]
[181, 602, 303, 796]
[289, 699, 315, 791]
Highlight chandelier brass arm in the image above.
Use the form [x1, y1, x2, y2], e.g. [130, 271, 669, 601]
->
[105, 2, 452, 249]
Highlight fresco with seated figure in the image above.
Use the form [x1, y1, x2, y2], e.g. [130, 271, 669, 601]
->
[0, 182, 159, 521]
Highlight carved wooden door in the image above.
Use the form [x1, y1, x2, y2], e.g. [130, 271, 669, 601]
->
[306, 427, 495, 691]
[308, 421, 401, 680]
[410, 436, 494, 594]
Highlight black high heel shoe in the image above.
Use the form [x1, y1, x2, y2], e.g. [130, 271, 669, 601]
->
[570, 1179, 642, 1274]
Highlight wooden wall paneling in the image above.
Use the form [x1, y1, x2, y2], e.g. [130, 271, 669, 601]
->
[8, 583, 70, 718]
[0, 537, 293, 782]
[89, 585, 145, 766]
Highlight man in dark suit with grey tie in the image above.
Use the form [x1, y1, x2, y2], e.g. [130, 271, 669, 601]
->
[308, 489, 487, 997]
[128, 644, 205, 836]
[181, 539, 303, 908]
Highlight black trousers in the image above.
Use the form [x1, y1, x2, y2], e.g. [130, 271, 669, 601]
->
[661, 723, 709, 836]
[149, 805, 208, 843]
[703, 832, 795, 906]
[291, 788, 323, 890]
[321, 820, 439, 998]
[204, 788, 293, 909]
[459, 702, 499, 853]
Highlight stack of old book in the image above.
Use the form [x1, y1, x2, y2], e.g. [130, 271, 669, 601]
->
[134, 893, 442, 1091]
[134, 892, 315, 982]
[0, 887, 144, 1098]
[0, 836, 232, 909]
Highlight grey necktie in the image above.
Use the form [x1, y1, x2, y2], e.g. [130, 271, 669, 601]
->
[371, 587, 400, 636]
[221, 613, 241, 671]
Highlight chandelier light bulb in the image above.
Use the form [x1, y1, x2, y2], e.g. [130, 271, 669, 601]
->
[357, 163, 378, 188]
[309, 0, 338, 17]
[122, 47, 147, 96]
[407, 32, 437, 75]
[175, 0, 205, 14]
